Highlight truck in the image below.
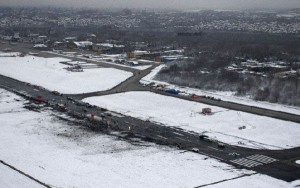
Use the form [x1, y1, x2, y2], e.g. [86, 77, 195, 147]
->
[165, 89, 180, 95]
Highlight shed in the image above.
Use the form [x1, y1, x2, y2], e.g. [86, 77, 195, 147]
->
[202, 108, 212, 115]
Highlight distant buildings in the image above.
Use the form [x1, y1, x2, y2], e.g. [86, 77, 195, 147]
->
[92, 43, 125, 54]
[225, 59, 298, 78]
[67, 41, 93, 49]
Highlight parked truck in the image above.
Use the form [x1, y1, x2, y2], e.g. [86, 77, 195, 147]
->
[165, 89, 180, 95]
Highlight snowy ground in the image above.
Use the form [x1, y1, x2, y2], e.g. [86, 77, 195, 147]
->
[83, 91, 300, 150]
[1, 89, 298, 188]
[141, 65, 300, 115]
[0, 164, 43, 188]
[0, 54, 132, 94]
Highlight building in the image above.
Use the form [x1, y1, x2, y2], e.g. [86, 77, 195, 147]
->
[93, 43, 125, 54]
[202, 108, 212, 115]
[33, 44, 48, 50]
[53, 41, 66, 48]
[11, 33, 21, 42]
[64, 37, 77, 43]
[67, 41, 93, 49]
[33, 36, 48, 44]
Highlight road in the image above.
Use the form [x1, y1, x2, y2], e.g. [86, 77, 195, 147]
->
[1, 42, 300, 182]
[3, 41, 300, 123]
[38, 48, 300, 123]
[0, 72, 300, 182]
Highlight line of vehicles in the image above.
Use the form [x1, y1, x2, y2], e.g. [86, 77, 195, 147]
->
[15, 85, 112, 122]
[146, 82, 222, 101]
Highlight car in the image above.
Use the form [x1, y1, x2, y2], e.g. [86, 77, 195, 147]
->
[52, 90, 62, 96]
[191, 148, 199, 152]
[199, 135, 213, 142]
[217, 143, 225, 148]
[77, 102, 85, 106]
[199, 134, 209, 140]
[86, 104, 92, 108]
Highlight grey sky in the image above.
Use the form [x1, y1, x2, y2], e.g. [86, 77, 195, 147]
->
[0, 0, 299, 10]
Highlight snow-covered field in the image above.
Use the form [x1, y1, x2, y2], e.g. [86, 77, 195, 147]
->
[0, 54, 132, 94]
[83, 91, 300, 150]
[141, 65, 300, 115]
[0, 164, 43, 188]
[1, 89, 298, 188]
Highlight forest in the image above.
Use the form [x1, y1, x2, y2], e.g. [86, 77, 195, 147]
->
[156, 32, 300, 106]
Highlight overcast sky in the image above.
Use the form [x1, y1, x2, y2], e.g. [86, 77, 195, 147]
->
[0, 0, 299, 10]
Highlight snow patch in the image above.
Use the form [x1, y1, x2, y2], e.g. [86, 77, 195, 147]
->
[0, 54, 132, 94]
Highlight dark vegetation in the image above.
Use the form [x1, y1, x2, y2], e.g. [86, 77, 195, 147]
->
[156, 32, 300, 107]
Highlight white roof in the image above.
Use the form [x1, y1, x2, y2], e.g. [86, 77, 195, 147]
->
[134, 50, 148, 53]
[74, 41, 93, 47]
[33, 44, 47, 48]
[64, 37, 76, 40]
[95, 43, 114, 48]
